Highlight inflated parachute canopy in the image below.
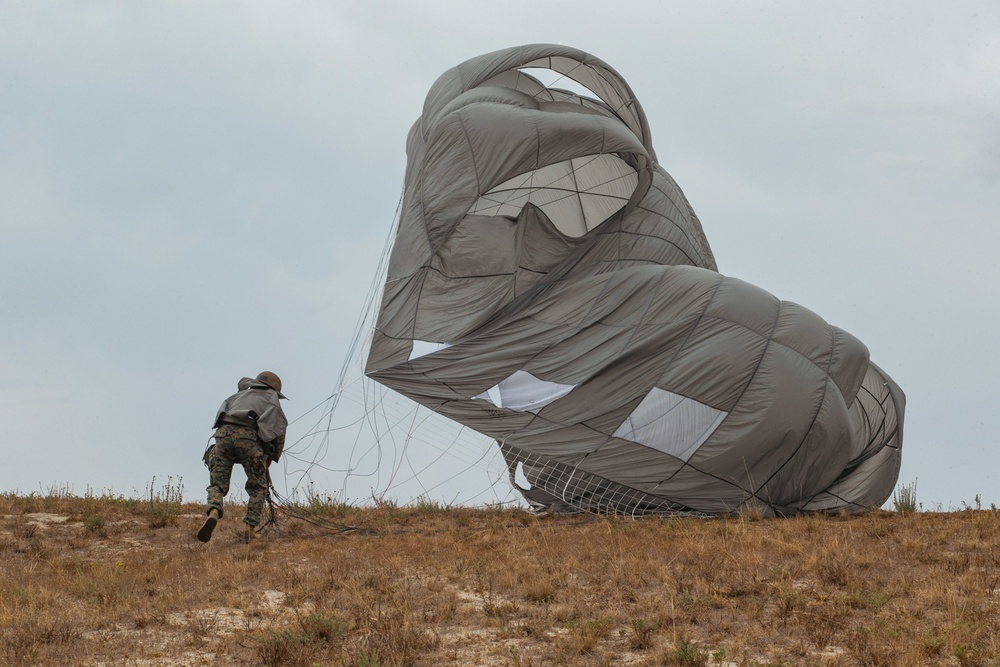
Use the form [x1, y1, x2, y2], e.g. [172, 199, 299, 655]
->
[366, 44, 904, 516]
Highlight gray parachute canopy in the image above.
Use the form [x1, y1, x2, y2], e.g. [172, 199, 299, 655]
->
[365, 44, 904, 516]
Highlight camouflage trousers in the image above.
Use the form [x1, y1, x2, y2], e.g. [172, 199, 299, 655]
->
[205, 424, 269, 527]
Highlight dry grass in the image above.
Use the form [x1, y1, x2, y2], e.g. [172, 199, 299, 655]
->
[2, 488, 1000, 666]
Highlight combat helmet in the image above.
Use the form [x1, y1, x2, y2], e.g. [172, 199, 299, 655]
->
[256, 371, 287, 399]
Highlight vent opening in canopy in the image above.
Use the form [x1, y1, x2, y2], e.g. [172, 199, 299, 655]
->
[470, 153, 638, 237]
[516, 67, 602, 100]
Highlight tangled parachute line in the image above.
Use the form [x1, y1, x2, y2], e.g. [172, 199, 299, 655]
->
[268, 193, 523, 514]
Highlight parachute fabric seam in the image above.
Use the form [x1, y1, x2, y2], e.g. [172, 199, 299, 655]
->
[653, 287, 780, 493]
[863, 383, 891, 445]
[417, 108, 487, 263]
[568, 264, 620, 335]
[744, 313, 838, 509]
[755, 373, 832, 508]
[765, 324, 842, 509]
[456, 108, 482, 206]
[607, 215, 709, 270]
[636, 181, 713, 267]
[354, 44, 903, 516]
[607, 225, 703, 267]
[652, 273, 727, 390]
[597, 265, 669, 376]
[533, 110, 541, 174]
[845, 383, 898, 466]
[694, 314, 844, 381]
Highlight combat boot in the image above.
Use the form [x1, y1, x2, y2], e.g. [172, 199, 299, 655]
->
[197, 508, 220, 543]
[242, 524, 257, 543]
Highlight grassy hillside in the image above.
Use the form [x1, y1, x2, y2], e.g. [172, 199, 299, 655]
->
[2, 486, 999, 666]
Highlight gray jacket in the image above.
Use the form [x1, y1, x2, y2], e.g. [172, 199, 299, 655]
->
[213, 377, 288, 446]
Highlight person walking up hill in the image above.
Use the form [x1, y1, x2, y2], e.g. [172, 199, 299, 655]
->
[198, 371, 287, 543]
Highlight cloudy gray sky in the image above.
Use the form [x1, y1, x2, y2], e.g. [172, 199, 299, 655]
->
[2, 2, 998, 510]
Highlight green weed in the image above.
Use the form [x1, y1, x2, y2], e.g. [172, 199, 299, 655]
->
[145, 476, 184, 528]
[893, 479, 918, 514]
[670, 638, 708, 666]
[629, 617, 660, 650]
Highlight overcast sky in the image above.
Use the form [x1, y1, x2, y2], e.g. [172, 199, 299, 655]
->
[2, 2, 998, 510]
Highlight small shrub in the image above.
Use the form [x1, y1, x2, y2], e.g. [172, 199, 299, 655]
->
[253, 628, 312, 667]
[413, 495, 450, 513]
[11, 519, 38, 540]
[82, 513, 106, 536]
[892, 479, 918, 514]
[297, 610, 346, 644]
[798, 610, 841, 649]
[482, 597, 519, 619]
[738, 500, 766, 521]
[77, 561, 135, 608]
[476, 574, 518, 620]
[629, 618, 660, 650]
[845, 588, 891, 610]
[524, 578, 556, 603]
[145, 476, 184, 528]
[847, 624, 897, 667]
[0, 617, 78, 665]
[41, 482, 76, 513]
[422, 590, 458, 623]
[954, 645, 985, 667]
[670, 639, 708, 666]
[342, 649, 401, 667]
[922, 633, 945, 656]
[294, 481, 353, 517]
[818, 554, 850, 587]
[356, 601, 437, 665]
[565, 615, 614, 654]
[374, 496, 398, 511]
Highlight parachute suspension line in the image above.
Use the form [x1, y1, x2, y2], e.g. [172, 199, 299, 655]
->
[378, 408, 420, 503]
[270, 179, 516, 512]
[326, 187, 402, 417]
[283, 185, 402, 440]
[392, 405, 439, 500]
[394, 442, 496, 503]
[358, 376, 505, 482]
[379, 421, 481, 491]
[462, 470, 520, 506]
[265, 486, 376, 536]
[277, 187, 403, 502]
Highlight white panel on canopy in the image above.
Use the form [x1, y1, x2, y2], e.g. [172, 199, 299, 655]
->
[614, 388, 728, 462]
[475, 370, 576, 413]
[408, 340, 452, 361]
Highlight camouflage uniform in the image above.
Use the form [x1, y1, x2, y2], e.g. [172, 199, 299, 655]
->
[206, 424, 269, 526]
[201, 375, 287, 539]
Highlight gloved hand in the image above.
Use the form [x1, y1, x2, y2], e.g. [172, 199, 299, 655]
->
[268, 434, 285, 464]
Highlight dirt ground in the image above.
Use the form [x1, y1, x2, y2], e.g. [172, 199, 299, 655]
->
[2, 497, 1000, 666]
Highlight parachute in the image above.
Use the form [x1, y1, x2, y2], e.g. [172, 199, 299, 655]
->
[364, 44, 904, 517]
